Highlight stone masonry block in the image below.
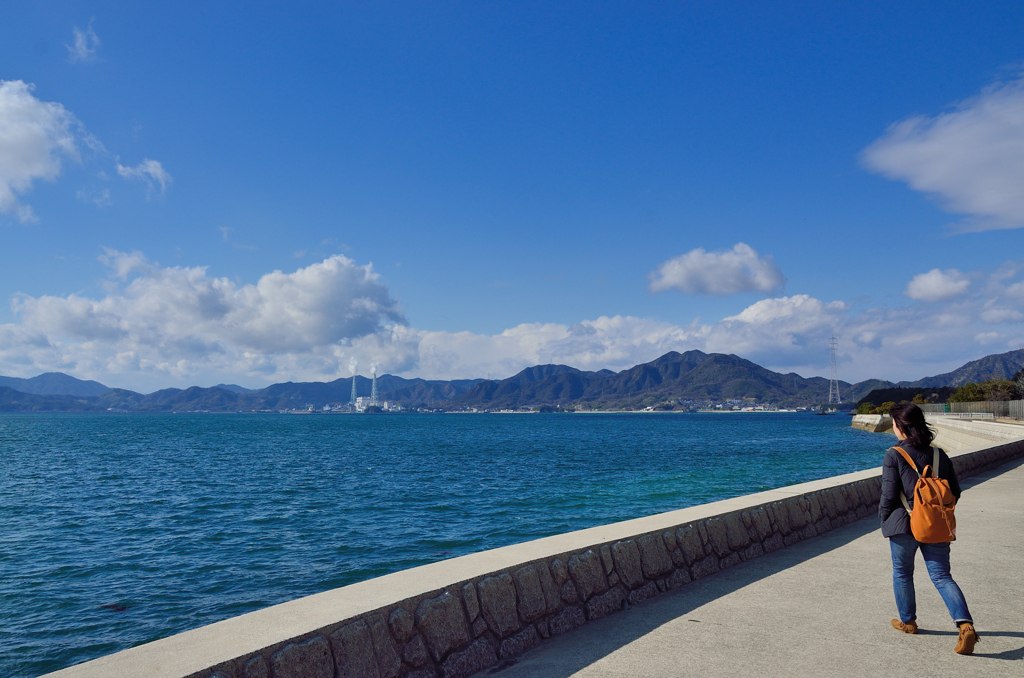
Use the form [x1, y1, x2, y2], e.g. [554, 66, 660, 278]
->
[405, 671, 435, 678]
[723, 513, 750, 551]
[329, 620, 381, 678]
[478, 573, 521, 638]
[498, 625, 541, 660]
[512, 565, 546, 622]
[536, 560, 562, 614]
[367, 614, 401, 678]
[749, 507, 771, 539]
[663, 529, 677, 552]
[585, 586, 626, 621]
[568, 550, 607, 602]
[666, 567, 691, 589]
[675, 525, 704, 564]
[820, 489, 838, 518]
[769, 501, 790, 535]
[670, 548, 686, 568]
[784, 497, 807, 530]
[548, 605, 585, 636]
[637, 533, 674, 578]
[402, 635, 429, 668]
[720, 552, 742, 570]
[831, 486, 849, 514]
[439, 637, 497, 678]
[271, 636, 333, 678]
[807, 494, 823, 523]
[461, 583, 479, 622]
[471, 617, 487, 637]
[599, 545, 615, 574]
[415, 591, 471, 661]
[627, 580, 658, 607]
[610, 540, 644, 589]
[550, 558, 568, 585]
[691, 555, 720, 580]
[608, 571, 620, 586]
[387, 608, 414, 644]
[560, 580, 578, 604]
[697, 521, 710, 546]
[243, 656, 268, 678]
[536, 619, 550, 638]
[705, 517, 731, 557]
[742, 542, 764, 561]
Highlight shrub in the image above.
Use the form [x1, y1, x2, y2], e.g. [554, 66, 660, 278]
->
[856, 402, 874, 415]
[949, 382, 985, 403]
[949, 379, 1018, 403]
[875, 401, 896, 414]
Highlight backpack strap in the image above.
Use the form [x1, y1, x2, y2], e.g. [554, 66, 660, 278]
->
[892, 446, 920, 475]
[891, 446, 919, 514]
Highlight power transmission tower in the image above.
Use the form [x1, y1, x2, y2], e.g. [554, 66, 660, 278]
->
[828, 336, 841, 405]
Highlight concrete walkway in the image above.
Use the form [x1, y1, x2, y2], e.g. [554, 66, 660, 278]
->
[488, 458, 1024, 678]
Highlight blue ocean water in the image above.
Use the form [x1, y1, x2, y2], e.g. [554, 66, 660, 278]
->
[0, 412, 888, 677]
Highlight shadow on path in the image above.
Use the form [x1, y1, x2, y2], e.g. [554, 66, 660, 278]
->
[489, 456, 1024, 677]
[491, 515, 879, 676]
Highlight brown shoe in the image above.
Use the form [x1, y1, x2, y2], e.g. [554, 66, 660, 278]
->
[955, 623, 979, 655]
[891, 619, 918, 634]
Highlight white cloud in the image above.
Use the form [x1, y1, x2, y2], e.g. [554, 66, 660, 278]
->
[1, 253, 404, 387]
[67, 22, 101, 63]
[863, 75, 1024, 230]
[3, 254, 1024, 390]
[117, 159, 172, 194]
[76, 188, 111, 207]
[904, 269, 970, 302]
[649, 243, 785, 295]
[706, 295, 847, 363]
[0, 80, 80, 222]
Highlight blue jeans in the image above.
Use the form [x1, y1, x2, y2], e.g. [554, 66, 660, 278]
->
[890, 533, 972, 627]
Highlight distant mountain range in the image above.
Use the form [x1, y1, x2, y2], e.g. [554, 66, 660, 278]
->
[1, 348, 1021, 413]
[0, 372, 110, 397]
[897, 349, 1024, 388]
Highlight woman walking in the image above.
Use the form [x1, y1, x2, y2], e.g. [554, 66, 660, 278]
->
[878, 403, 978, 654]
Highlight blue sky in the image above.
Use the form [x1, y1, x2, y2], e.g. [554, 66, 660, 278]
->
[2, 1, 1024, 391]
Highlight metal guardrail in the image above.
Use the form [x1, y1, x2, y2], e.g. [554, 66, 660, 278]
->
[925, 412, 995, 420]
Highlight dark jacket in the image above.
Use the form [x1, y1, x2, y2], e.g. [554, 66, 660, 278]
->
[878, 442, 962, 538]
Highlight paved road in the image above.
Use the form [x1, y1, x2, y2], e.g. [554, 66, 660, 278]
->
[488, 458, 1024, 678]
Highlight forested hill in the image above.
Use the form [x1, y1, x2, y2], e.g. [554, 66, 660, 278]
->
[4, 347, 1022, 412]
[447, 350, 889, 410]
[898, 348, 1024, 388]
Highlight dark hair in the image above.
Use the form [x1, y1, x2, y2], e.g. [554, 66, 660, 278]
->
[890, 403, 934, 448]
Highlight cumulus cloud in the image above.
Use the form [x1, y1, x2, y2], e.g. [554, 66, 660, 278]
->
[117, 159, 172, 195]
[67, 22, 100, 63]
[0, 80, 80, 222]
[863, 75, 1024, 230]
[706, 295, 847, 363]
[649, 243, 785, 295]
[1, 253, 404, 386]
[3, 254, 1024, 389]
[904, 269, 970, 302]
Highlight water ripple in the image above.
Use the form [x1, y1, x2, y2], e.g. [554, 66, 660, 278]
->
[0, 412, 886, 677]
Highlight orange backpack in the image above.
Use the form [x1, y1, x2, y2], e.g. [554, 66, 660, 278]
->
[893, 446, 957, 543]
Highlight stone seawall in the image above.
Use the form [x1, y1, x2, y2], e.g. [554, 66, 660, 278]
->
[44, 435, 1024, 678]
[851, 413, 892, 433]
